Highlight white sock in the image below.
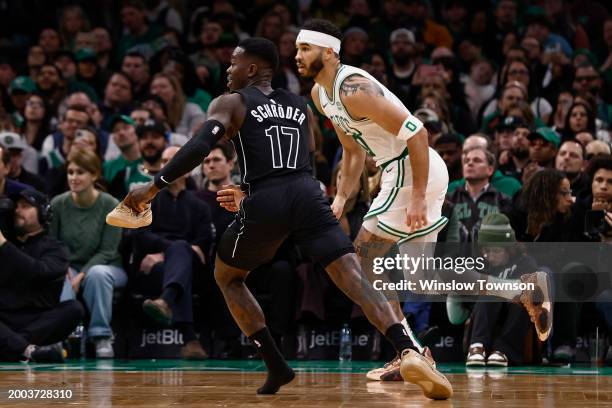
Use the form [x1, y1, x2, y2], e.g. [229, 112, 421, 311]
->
[469, 342, 484, 349]
[401, 318, 424, 354]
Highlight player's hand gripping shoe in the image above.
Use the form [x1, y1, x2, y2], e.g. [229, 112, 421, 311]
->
[106, 201, 152, 228]
[515, 271, 552, 341]
[399, 347, 453, 400]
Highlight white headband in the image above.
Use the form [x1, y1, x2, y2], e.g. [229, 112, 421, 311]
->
[296, 29, 341, 53]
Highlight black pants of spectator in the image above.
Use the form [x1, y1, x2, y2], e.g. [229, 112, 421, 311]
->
[0, 300, 84, 361]
[136, 240, 196, 324]
[552, 302, 583, 349]
[470, 300, 531, 365]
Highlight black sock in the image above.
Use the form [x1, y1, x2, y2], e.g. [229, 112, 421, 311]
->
[161, 284, 181, 306]
[176, 323, 197, 343]
[385, 323, 418, 354]
[248, 327, 295, 394]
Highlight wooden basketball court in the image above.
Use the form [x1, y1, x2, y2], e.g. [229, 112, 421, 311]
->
[1, 360, 611, 407]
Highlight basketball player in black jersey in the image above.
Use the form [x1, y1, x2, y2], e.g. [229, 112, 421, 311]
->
[121, 38, 452, 399]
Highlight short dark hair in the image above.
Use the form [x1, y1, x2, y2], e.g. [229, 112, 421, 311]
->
[434, 133, 463, 148]
[302, 19, 342, 40]
[238, 37, 280, 71]
[123, 51, 147, 64]
[212, 142, 235, 162]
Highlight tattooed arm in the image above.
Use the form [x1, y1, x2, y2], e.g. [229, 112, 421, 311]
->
[339, 73, 430, 232]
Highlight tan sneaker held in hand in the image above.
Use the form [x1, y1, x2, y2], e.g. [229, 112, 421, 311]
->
[106, 202, 152, 228]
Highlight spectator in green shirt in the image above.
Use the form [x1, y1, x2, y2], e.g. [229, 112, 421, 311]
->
[52, 148, 126, 359]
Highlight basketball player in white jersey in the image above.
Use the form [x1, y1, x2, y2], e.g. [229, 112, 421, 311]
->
[292, 19, 552, 382]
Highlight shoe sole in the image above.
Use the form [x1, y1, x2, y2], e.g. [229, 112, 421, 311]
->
[465, 360, 486, 367]
[400, 352, 453, 400]
[366, 371, 384, 381]
[531, 271, 552, 341]
[142, 301, 172, 326]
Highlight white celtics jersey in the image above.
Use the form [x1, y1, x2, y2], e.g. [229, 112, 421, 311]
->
[318, 64, 421, 167]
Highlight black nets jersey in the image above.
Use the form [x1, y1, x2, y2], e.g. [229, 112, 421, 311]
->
[231, 87, 312, 189]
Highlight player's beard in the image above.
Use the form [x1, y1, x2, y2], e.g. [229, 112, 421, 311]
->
[301, 52, 324, 78]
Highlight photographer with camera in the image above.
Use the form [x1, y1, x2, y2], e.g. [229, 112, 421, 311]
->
[0, 189, 84, 362]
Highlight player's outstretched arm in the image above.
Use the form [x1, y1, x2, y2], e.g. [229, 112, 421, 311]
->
[339, 74, 430, 231]
[123, 94, 244, 213]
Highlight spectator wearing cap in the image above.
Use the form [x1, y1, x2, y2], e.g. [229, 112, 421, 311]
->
[528, 126, 560, 169]
[127, 145, 214, 359]
[150, 72, 205, 137]
[103, 115, 141, 195]
[0, 132, 44, 192]
[130, 106, 188, 147]
[388, 28, 418, 102]
[498, 122, 532, 182]
[341, 27, 369, 67]
[8, 76, 37, 123]
[121, 52, 150, 102]
[465, 213, 537, 367]
[76, 48, 110, 99]
[0, 189, 84, 363]
[555, 139, 588, 196]
[434, 133, 463, 183]
[99, 72, 134, 132]
[448, 134, 522, 198]
[52, 149, 125, 359]
[54, 50, 77, 81]
[107, 117, 168, 199]
[116, 0, 164, 62]
[494, 116, 525, 155]
[446, 145, 513, 242]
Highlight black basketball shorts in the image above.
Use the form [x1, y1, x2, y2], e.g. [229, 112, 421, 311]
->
[217, 174, 355, 270]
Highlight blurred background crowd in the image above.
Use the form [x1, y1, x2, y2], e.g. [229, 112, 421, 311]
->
[0, 0, 612, 367]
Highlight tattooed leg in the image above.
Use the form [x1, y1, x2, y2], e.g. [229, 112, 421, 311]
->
[354, 227, 404, 319]
[214, 256, 294, 394]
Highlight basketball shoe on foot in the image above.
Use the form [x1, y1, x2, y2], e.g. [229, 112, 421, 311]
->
[399, 347, 453, 400]
[366, 355, 402, 381]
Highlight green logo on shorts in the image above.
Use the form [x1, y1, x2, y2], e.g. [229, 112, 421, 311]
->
[405, 121, 417, 132]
